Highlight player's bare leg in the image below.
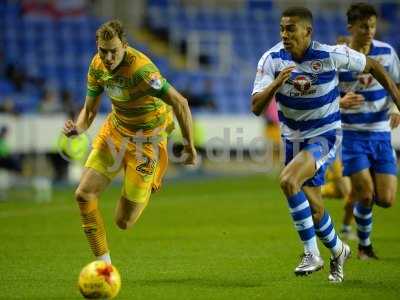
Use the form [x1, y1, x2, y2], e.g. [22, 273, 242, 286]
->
[280, 150, 316, 197]
[374, 173, 397, 208]
[75, 168, 111, 263]
[351, 169, 375, 207]
[115, 197, 148, 230]
[303, 186, 324, 222]
[279, 150, 324, 276]
[350, 169, 378, 259]
[335, 177, 351, 199]
[340, 194, 357, 241]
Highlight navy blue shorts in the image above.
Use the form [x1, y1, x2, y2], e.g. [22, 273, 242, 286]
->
[284, 129, 342, 187]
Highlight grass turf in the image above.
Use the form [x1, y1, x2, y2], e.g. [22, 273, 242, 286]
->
[0, 174, 399, 299]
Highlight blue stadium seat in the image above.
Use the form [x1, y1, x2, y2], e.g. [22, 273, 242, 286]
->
[0, 79, 15, 96]
[2, 2, 400, 114]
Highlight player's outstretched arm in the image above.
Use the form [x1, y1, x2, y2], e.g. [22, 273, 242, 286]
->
[63, 95, 101, 137]
[364, 57, 400, 110]
[162, 86, 197, 165]
[251, 66, 295, 116]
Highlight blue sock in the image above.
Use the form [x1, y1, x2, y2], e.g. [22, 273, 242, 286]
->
[353, 202, 373, 246]
[314, 210, 343, 257]
[287, 191, 320, 256]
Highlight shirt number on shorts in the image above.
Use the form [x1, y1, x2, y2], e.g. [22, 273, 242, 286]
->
[136, 157, 156, 175]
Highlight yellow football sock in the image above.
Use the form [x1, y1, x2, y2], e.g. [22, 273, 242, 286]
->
[79, 200, 109, 257]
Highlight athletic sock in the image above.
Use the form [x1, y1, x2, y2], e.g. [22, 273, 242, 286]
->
[287, 191, 320, 256]
[353, 202, 373, 246]
[314, 210, 343, 257]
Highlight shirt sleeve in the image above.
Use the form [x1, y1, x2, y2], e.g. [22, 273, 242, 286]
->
[137, 63, 170, 97]
[86, 59, 104, 97]
[388, 47, 400, 84]
[330, 45, 366, 73]
[252, 53, 275, 95]
[389, 101, 400, 114]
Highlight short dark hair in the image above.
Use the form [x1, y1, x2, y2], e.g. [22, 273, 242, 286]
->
[96, 19, 127, 44]
[282, 6, 313, 24]
[347, 3, 377, 24]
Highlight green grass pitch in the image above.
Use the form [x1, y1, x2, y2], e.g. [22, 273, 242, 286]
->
[0, 174, 399, 299]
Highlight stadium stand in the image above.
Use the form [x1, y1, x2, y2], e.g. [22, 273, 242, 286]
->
[1, 0, 400, 114]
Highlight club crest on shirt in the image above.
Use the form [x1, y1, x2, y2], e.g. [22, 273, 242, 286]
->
[288, 74, 317, 96]
[310, 60, 323, 73]
[149, 73, 163, 90]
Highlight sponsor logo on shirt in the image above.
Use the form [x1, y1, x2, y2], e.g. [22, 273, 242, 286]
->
[357, 74, 374, 89]
[288, 74, 317, 96]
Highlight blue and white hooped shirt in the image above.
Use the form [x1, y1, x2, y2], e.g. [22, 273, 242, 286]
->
[252, 41, 366, 141]
[338, 39, 400, 140]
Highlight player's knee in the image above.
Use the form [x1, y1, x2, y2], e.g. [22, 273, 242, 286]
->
[75, 189, 97, 212]
[75, 189, 90, 203]
[115, 219, 129, 230]
[375, 194, 394, 208]
[115, 216, 134, 230]
[279, 176, 299, 196]
[352, 183, 374, 205]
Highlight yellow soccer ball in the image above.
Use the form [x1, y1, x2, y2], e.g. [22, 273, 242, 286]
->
[78, 261, 121, 299]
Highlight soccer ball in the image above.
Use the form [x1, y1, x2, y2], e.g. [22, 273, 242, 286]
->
[78, 261, 121, 299]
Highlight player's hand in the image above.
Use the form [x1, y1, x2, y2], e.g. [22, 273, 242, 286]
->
[182, 145, 197, 165]
[390, 113, 400, 129]
[63, 120, 79, 137]
[276, 65, 296, 86]
[340, 92, 365, 109]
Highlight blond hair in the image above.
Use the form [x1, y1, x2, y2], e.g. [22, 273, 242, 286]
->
[96, 19, 127, 44]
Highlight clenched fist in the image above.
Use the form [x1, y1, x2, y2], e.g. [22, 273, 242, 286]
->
[63, 120, 79, 137]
